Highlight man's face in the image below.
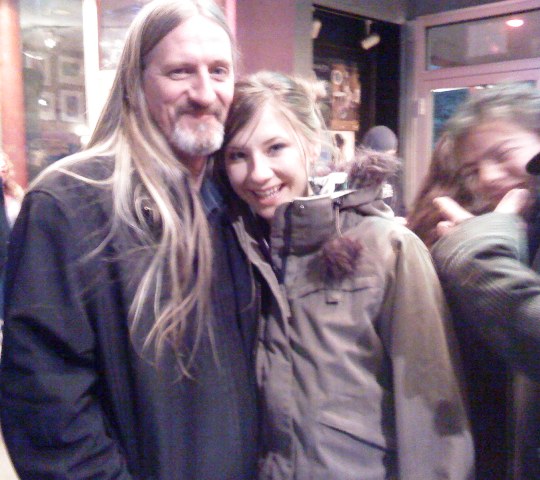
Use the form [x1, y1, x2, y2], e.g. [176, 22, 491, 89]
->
[142, 15, 234, 168]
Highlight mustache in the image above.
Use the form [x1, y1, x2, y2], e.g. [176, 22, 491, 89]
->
[175, 104, 223, 119]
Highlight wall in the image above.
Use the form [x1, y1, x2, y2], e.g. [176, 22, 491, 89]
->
[407, 0, 507, 18]
[0, 0, 27, 187]
[316, 0, 408, 24]
[236, 0, 312, 76]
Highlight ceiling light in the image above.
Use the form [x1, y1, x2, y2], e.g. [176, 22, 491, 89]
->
[44, 36, 57, 49]
[51, 9, 71, 16]
[361, 33, 380, 50]
[312, 18, 322, 39]
[360, 20, 380, 50]
[506, 19, 524, 28]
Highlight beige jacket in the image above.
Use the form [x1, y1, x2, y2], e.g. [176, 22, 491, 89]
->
[228, 155, 474, 480]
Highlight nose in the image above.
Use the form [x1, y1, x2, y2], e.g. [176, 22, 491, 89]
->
[478, 160, 503, 186]
[248, 154, 274, 184]
[188, 70, 217, 107]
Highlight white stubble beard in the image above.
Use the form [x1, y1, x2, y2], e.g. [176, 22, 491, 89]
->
[170, 117, 225, 158]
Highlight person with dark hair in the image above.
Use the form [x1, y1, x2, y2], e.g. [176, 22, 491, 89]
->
[217, 71, 474, 480]
[0, 1, 258, 479]
[408, 83, 540, 480]
[362, 125, 406, 217]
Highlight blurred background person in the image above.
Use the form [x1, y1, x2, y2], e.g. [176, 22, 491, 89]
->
[362, 125, 406, 217]
[0, 152, 23, 228]
[0, 151, 21, 351]
[407, 83, 540, 480]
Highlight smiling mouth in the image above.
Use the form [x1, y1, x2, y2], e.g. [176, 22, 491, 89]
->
[252, 185, 282, 199]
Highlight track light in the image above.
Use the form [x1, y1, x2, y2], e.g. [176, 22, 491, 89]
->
[361, 33, 380, 50]
[312, 18, 322, 39]
[360, 20, 380, 50]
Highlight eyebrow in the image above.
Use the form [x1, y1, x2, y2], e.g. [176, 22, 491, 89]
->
[469, 138, 515, 165]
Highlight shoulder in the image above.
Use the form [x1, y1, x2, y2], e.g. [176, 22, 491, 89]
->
[432, 212, 526, 268]
[20, 157, 115, 239]
[346, 211, 426, 249]
[29, 156, 114, 213]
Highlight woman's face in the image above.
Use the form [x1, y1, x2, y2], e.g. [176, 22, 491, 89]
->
[459, 120, 540, 204]
[224, 104, 311, 220]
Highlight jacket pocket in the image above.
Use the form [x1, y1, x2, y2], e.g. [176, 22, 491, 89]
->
[317, 393, 396, 452]
[313, 394, 397, 479]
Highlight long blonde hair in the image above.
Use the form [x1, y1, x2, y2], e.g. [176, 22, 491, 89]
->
[34, 0, 236, 374]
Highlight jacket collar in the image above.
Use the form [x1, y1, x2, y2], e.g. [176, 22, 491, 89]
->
[269, 186, 391, 257]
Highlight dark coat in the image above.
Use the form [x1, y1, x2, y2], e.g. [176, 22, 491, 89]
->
[433, 212, 540, 480]
[0, 158, 258, 480]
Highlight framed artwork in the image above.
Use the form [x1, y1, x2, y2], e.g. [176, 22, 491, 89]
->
[329, 63, 360, 131]
[58, 55, 84, 86]
[41, 54, 53, 87]
[313, 58, 361, 132]
[24, 51, 52, 87]
[59, 90, 86, 123]
[39, 91, 56, 121]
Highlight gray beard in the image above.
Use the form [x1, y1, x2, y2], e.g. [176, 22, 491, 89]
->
[170, 121, 224, 158]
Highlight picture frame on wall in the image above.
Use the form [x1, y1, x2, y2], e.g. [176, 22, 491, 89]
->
[313, 58, 361, 132]
[24, 52, 52, 87]
[38, 54, 53, 87]
[58, 55, 84, 86]
[39, 91, 56, 121]
[59, 90, 86, 123]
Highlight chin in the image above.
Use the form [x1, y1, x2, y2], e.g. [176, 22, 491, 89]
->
[257, 208, 276, 221]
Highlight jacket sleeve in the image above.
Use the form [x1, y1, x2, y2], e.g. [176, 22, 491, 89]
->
[432, 212, 540, 381]
[381, 229, 474, 480]
[0, 191, 134, 480]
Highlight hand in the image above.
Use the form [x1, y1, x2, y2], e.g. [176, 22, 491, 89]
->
[494, 188, 530, 215]
[432, 196, 473, 238]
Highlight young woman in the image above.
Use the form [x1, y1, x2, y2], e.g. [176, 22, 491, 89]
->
[407, 84, 540, 480]
[217, 71, 474, 480]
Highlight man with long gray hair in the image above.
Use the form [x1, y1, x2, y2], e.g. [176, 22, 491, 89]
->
[0, 1, 258, 479]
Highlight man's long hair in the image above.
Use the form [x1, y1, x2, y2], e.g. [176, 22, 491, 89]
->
[34, 0, 235, 374]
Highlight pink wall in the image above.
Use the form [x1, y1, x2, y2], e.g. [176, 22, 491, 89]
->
[0, 0, 28, 187]
[235, 0, 296, 75]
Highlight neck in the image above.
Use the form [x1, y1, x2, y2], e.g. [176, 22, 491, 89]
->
[182, 156, 207, 191]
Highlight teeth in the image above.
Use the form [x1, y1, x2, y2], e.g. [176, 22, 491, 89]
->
[253, 186, 280, 198]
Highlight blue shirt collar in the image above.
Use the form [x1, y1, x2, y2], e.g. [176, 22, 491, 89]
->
[200, 178, 223, 216]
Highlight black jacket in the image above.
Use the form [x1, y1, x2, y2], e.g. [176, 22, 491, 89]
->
[0, 158, 258, 479]
[433, 212, 540, 480]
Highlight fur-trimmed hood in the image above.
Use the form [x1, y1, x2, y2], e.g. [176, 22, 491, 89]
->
[308, 147, 401, 281]
[311, 147, 401, 195]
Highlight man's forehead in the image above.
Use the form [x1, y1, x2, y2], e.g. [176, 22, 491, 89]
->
[160, 16, 230, 47]
[146, 15, 233, 62]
